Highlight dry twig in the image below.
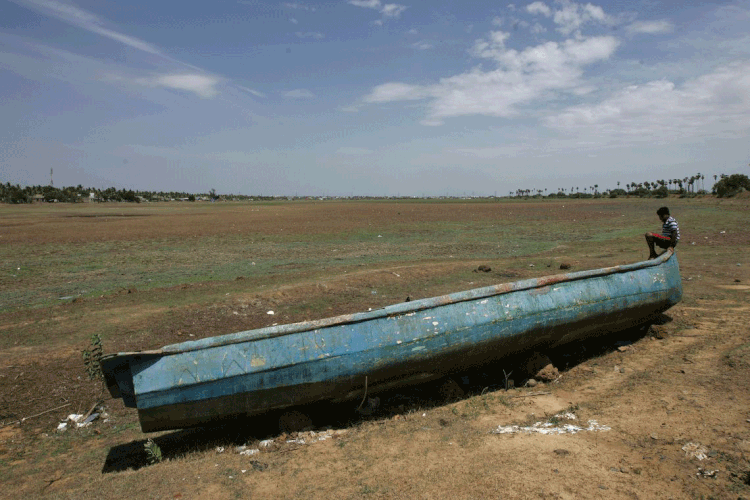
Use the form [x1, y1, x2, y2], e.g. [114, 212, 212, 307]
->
[2, 403, 71, 427]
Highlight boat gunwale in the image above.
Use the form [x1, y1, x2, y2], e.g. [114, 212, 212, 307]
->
[102, 250, 676, 359]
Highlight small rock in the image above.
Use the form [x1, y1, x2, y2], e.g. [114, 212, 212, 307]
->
[559, 263, 571, 270]
[475, 265, 492, 273]
[526, 378, 538, 388]
[553, 449, 570, 456]
[617, 345, 630, 352]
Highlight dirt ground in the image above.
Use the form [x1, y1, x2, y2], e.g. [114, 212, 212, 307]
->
[0, 198, 749, 500]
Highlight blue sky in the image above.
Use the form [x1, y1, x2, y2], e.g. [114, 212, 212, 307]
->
[1, 0, 749, 196]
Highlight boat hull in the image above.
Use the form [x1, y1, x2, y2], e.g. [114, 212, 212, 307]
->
[102, 251, 682, 432]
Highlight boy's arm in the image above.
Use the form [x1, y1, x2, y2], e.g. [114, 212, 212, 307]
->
[668, 223, 678, 248]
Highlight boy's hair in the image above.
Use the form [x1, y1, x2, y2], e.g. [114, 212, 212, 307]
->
[657, 207, 670, 217]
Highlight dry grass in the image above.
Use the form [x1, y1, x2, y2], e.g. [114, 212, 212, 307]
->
[1, 196, 749, 499]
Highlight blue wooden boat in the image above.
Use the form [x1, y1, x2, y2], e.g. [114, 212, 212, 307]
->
[101, 250, 682, 432]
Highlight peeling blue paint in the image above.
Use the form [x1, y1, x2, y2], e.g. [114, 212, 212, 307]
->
[101, 251, 682, 432]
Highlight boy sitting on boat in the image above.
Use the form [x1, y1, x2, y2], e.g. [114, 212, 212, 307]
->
[645, 206, 680, 259]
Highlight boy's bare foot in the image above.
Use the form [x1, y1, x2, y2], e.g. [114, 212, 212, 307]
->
[648, 253, 658, 260]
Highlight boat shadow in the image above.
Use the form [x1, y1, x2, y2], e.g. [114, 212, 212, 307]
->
[101, 314, 672, 473]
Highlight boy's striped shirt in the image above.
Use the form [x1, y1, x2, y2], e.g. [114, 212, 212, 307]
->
[662, 216, 680, 241]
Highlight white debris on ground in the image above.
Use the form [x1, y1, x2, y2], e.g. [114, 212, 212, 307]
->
[56, 409, 107, 431]
[491, 412, 610, 435]
[697, 468, 718, 478]
[219, 429, 350, 455]
[682, 442, 708, 460]
[284, 429, 347, 445]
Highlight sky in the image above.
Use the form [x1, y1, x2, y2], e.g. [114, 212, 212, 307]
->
[1, 0, 749, 196]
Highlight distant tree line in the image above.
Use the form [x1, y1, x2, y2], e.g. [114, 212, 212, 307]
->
[2, 172, 748, 204]
[512, 172, 749, 200]
[0, 183, 259, 204]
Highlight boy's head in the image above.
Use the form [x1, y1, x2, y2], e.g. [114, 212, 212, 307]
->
[657, 206, 670, 222]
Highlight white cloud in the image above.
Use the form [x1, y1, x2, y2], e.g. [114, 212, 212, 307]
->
[12, 0, 162, 55]
[626, 20, 674, 36]
[551, 0, 615, 35]
[295, 31, 325, 39]
[290, 18, 298, 24]
[237, 85, 266, 98]
[412, 41, 434, 50]
[381, 3, 407, 18]
[283, 89, 315, 98]
[347, 0, 407, 20]
[136, 74, 222, 98]
[363, 82, 426, 103]
[281, 2, 316, 12]
[526, 1, 552, 17]
[545, 61, 750, 141]
[362, 29, 619, 123]
[348, 0, 380, 8]
[531, 22, 547, 34]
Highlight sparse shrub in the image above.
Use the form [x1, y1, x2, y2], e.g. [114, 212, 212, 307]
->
[714, 174, 750, 198]
[144, 438, 163, 464]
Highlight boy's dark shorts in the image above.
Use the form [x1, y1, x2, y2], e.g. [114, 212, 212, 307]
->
[653, 234, 677, 249]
